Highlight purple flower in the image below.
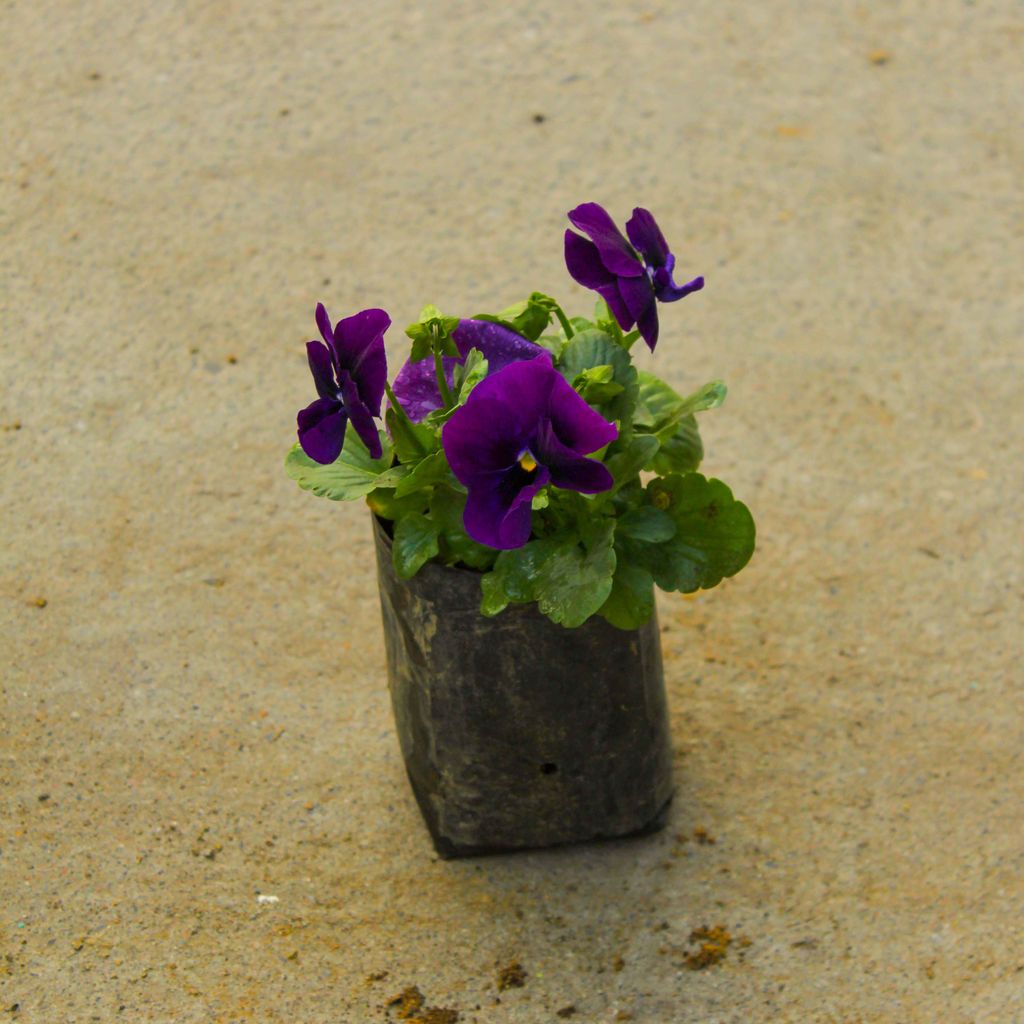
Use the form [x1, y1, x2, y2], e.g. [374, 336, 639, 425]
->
[563, 202, 704, 352]
[391, 319, 542, 422]
[442, 353, 618, 550]
[297, 303, 389, 464]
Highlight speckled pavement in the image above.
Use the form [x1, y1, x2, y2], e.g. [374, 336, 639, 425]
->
[2, 2, 1021, 1022]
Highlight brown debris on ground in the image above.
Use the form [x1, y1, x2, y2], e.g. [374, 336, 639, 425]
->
[412, 1010, 459, 1024]
[385, 984, 459, 1023]
[496, 960, 527, 990]
[682, 925, 733, 970]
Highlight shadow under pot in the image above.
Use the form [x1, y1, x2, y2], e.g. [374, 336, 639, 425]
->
[373, 515, 674, 858]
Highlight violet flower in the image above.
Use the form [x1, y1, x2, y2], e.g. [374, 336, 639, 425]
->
[442, 353, 618, 550]
[563, 202, 704, 351]
[297, 303, 389, 463]
[391, 319, 541, 422]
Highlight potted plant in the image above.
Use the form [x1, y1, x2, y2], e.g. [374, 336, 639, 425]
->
[285, 202, 756, 858]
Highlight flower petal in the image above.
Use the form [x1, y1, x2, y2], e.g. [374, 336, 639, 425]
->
[634, 299, 660, 352]
[332, 308, 390, 414]
[596, 282, 634, 331]
[463, 464, 550, 550]
[465, 352, 556, 434]
[567, 203, 644, 278]
[625, 207, 670, 268]
[617, 275, 659, 351]
[452, 319, 542, 371]
[443, 352, 613, 548]
[532, 419, 614, 494]
[564, 230, 616, 290]
[547, 457, 613, 493]
[617, 273, 654, 323]
[654, 271, 705, 303]
[341, 377, 383, 459]
[315, 303, 334, 348]
[390, 355, 460, 423]
[442, 396, 528, 487]
[297, 396, 347, 464]
[544, 372, 619, 455]
[306, 340, 336, 400]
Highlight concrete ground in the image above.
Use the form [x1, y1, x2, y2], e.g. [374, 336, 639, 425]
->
[2, 1, 1021, 1021]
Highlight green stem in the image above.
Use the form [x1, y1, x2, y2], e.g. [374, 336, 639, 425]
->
[552, 304, 575, 340]
[383, 381, 427, 459]
[384, 381, 415, 431]
[434, 349, 455, 409]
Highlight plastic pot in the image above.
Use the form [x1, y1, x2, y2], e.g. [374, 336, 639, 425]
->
[373, 516, 674, 858]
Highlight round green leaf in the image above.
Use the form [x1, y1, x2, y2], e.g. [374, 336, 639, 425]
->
[285, 432, 402, 501]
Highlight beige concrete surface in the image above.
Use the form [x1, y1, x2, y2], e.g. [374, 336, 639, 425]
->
[2, 1, 1022, 1021]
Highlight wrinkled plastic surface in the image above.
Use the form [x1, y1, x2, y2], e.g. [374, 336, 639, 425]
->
[374, 517, 674, 858]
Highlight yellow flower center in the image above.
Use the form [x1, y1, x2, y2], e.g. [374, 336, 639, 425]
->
[518, 452, 538, 473]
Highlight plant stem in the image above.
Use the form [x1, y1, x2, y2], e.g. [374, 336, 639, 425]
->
[552, 304, 575, 340]
[383, 382, 427, 459]
[384, 382, 415, 430]
[434, 350, 455, 409]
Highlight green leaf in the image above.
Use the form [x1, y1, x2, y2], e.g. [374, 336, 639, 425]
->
[479, 526, 620, 626]
[421, 350, 489, 426]
[393, 449, 453, 498]
[536, 334, 567, 360]
[518, 294, 557, 340]
[475, 293, 556, 342]
[429, 488, 496, 570]
[650, 415, 703, 475]
[385, 407, 435, 464]
[573, 364, 625, 404]
[634, 371, 680, 430]
[604, 435, 660, 494]
[617, 506, 677, 543]
[405, 305, 461, 361]
[285, 431, 404, 501]
[599, 560, 655, 630]
[479, 536, 565, 616]
[633, 474, 755, 593]
[593, 297, 625, 344]
[452, 348, 488, 403]
[635, 371, 726, 439]
[480, 573, 511, 616]
[391, 513, 441, 579]
[678, 380, 727, 416]
[575, 363, 614, 385]
[534, 524, 616, 628]
[407, 328, 432, 363]
[558, 329, 639, 429]
[365, 487, 428, 520]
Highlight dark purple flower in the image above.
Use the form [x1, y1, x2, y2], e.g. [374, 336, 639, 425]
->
[297, 303, 389, 464]
[391, 319, 542, 422]
[563, 202, 704, 352]
[442, 353, 618, 550]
